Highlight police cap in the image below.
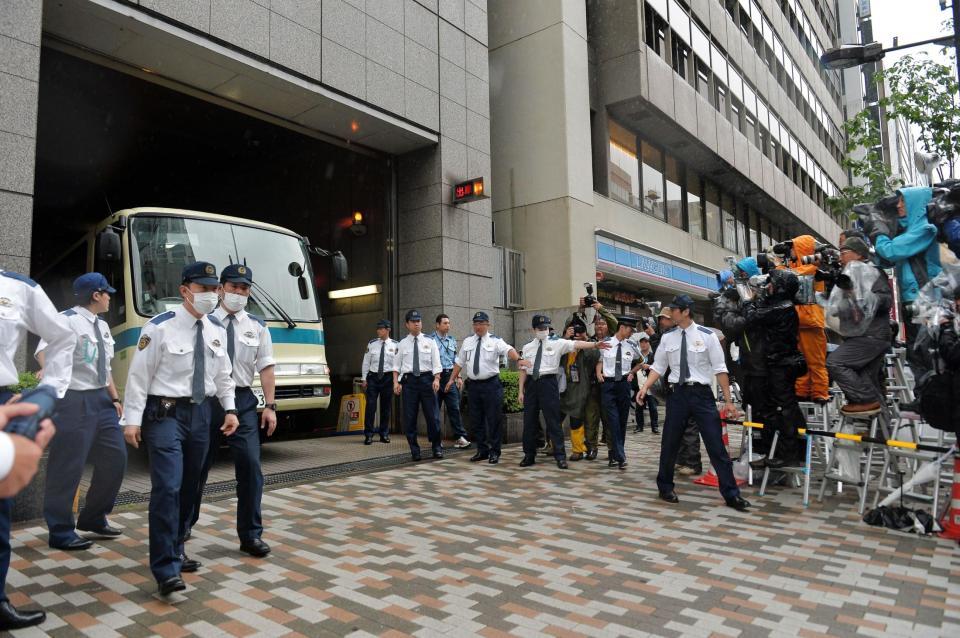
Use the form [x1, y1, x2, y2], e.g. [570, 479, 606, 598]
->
[182, 261, 219, 286]
[472, 311, 490, 323]
[220, 263, 254, 285]
[668, 294, 695, 310]
[617, 315, 638, 328]
[73, 272, 116, 299]
[531, 314, 551, 329]
[405, 309, 422, 322]
[376, 319, 391, 329]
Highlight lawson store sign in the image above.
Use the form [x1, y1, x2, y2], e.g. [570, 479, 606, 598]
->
[596, 237, 717, 295]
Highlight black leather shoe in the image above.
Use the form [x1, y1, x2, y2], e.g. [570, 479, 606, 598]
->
[658, 491, 679, 504]
[470, 452, 489, 462]
[519, 456, 536, 467]
[240, 538, 271, 557]
[77, 524, 122, 538]
[0, 601, 45, 630]
[183, 527, 192, 542]
[556, 459, 569, 469]
[51, 537, 93, 551]
[158, 577, 186, 596]
[725, 496, 751, 511]
[379, 434, 390, 443]
[634, 427, 643, 433]
[364, 435, 373, 445]
[411, 451, 421, 461]
[618, 460, 628, 470]
[488, 453, 500, 464]
[432, 448, 444, 459]
[568, 452, 584, 461]
[651, 426, 660, 434]
[608, 459, 617, 467]
[180, 555, 201, 573]
[585, 448, 598, 461]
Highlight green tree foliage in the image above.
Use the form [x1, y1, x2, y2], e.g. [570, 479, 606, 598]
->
[828, 109, 900, 218]
[6, 371, 39, 393]
[499, 370, 522, 413]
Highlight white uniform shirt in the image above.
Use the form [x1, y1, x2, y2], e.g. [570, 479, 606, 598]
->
[0, 271, 75, 398]
[36, 306, 114, 391]
[598, 336, 641, 378]
[213, 308, 275, 388]
[121, 304, 236, 427]
[651, 322, 727, 385]
[361, 337, 399, 377]
[456, 332, 515, 380]
[519, 337, 577, 377]
[393, 333, 442, 376]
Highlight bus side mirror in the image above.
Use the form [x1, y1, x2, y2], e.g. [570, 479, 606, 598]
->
[332, 252, 348, 282]
[297, 276, 309, 300]
[97, 227, 121, 263]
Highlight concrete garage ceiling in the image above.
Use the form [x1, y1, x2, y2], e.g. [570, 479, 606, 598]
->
[42, 0, 438, 156]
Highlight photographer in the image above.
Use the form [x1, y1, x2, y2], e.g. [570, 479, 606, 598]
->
[786, 236, 830, 403]
[742, 270, 807, 468]
[826, 237, 893, 414]
[559, 322, 600, 461]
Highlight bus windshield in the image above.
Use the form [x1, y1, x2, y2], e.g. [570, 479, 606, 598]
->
[129, 214, 320, 322]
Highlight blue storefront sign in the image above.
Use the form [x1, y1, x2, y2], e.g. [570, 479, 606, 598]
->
[596, 237, 716, 295]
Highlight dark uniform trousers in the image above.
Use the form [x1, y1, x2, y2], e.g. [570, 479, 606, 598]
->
[364, 373, 393, 436]
[657, 384, 740, 501]
[44, 388, 127, 546]
[193, 387, 263, 543]
[401, 374, 441, 453]
[0, 390, 13, 601]
[437, 370, 467, 440]
[521, 375, 565, 460]
[141, 395, 212, 583]
[469, 376, 503, 455]
[601, 379, 631, 463]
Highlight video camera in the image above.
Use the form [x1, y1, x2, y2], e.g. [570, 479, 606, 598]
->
[583, 282, 597, 307]
[926, 179, 960, 242]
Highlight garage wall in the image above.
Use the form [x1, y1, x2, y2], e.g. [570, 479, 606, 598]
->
[0, 0, 42, 273]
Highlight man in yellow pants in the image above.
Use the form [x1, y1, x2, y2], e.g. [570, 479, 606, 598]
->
[559, 322, 600, 461]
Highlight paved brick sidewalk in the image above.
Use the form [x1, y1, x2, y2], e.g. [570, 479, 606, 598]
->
[9, 432, 959, 637]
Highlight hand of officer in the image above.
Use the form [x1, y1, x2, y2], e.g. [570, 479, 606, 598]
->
[0, 436, 42, 498]
[393, 382, 402, 396]
[636, 386, 648, 405]
[113, 401, 123, 419]
[517, 359, 532, 370]
[627, 371, 635, 383]
[517, 389, 524, 405]
[34, 418, 56, 450]
[432, 377, 440, 393]
[221, 413, 240, 436]
[721, 402, 740, 420]
[260, 408, 277, 436]
[124, 425, 141, 449]
[455, 377, 463, 390]
[361, 380, 368, 390]
[35, 369, 44, 381]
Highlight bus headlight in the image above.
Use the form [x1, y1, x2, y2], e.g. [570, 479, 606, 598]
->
[273, 364, 300, 376]
[301, 363, 328, 376]
[273, 363, 329, 376]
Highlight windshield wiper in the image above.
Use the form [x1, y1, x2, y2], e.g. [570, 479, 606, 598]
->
[251, 282, 297, 329]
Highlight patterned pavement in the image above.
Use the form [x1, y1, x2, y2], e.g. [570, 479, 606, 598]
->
[9, 430, 960, 637]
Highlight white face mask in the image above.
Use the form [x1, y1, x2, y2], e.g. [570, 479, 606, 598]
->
[189, 291, 219, 315]
[222, 292, 248, 313]
[536, 330, 549, 340]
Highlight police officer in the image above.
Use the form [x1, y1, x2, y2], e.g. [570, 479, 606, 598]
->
[361, 319, 397, 444]
[429, 314, 470, 448]
[0, 269, 74, 630]
[637, 294, 750, 511]
[191, 264, 276, 558]
[445, 311, 525, 464]
[393, 310, 442, 461]
[519, 315, 608, 469]
[37, 273, 126, 552]
[596, 316, 642, 469]
[121, 262, 239, 596]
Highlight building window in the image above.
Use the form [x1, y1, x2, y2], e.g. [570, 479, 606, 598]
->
[665, 154, 684, 230]
[721, 194, 737, 252]
[749, 208, 759, 254]
[644, 3, 668, 59]
[736, 204, 749, 256]
[641, 141, 666, 221]
[687, 173, 704, 239]
[695, 58, 711, 101]
[671, 33, 691, 81]
[704, 181, 721, 246]
[608, 120, 640, 209]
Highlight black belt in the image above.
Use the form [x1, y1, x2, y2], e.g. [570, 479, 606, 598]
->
[470, 375, 500, 383]
[670, 382, 709, 389]
[602, 376, 629, 383]
[529, 373, 556, 380]
[403, 372, 433, 379]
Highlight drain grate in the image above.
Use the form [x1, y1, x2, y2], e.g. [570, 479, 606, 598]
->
[113, 447, 468, 507]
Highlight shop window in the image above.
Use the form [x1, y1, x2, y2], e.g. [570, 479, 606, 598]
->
[721, 194, 737, 252]
[704, 182, 722, 246]
[665, 154, 684, 230]
[608, 120, 641, 209]
[641, 141, 666, 221]
[644, 3, 668, 59]
[687, 173, 704, 239]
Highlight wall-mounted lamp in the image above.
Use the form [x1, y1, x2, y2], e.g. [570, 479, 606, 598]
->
[350, 211, 367, 237]
[328, 284, 382, 299]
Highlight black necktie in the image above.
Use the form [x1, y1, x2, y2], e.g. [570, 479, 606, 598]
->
[192, 320, 205, 403]
[377, 341, 385, 378]
[226, 315, 236, 366]
[532, 340, 543, 380]
[413, 336, 420, 375]
[473, 335, 482, 376]
[614, 342, 623, 381]
[93, 319, 107, 386]
[679, 329, 690, 384]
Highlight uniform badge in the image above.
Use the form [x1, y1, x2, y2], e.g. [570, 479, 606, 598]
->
[204, 264, 215, 275]
[0, 297, 11, 307]
[238, 266, 247, 274]
[212, 339, 221, 348]
[138, 335, 151, 350]
[694, 340, 703, 348]
[244, 330, 255, 339]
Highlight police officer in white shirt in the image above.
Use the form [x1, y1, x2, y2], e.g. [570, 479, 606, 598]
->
[637, 295, 750, 511]
[0, 269, 74, 631]
[393, 310, 442, 461]
[595, 316, 643, 469]
[121, 262, 239, 596]
[445, 311, 525, 464]
[190, 264, 275, 559]
[361, 319, 397, 445]
[518, 315, 608, 469]
[36, 273, 126, 552]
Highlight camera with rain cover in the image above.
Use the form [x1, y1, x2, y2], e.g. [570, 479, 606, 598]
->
[583, 282, 597, 307]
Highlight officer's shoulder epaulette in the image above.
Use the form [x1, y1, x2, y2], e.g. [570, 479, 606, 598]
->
[247, 313, 266, 327]
[149, 311, 176, 325]
[0, 271, 37, 287]
[62, 309, 77, 316]
[697, 326, 713, 335]
[207, 314, 224, 328]
[489, 333, 499, 339]
[368, 337, 378, 344]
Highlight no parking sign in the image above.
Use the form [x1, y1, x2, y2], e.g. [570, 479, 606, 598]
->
[337, 393, 366, 432]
